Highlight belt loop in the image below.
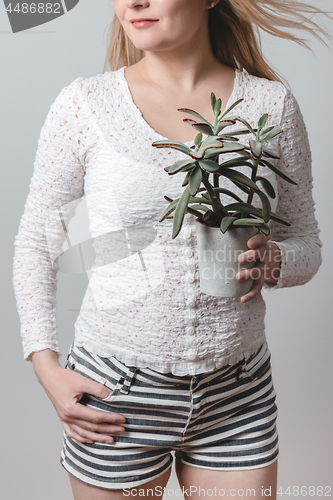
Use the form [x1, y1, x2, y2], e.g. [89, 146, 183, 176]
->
[66, 341, 74, 361]
[120, 367, 137, 394]
[236, 359, 247, 381]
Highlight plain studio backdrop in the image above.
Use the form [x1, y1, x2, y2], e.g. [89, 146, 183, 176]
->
[1, 1, 332, 498]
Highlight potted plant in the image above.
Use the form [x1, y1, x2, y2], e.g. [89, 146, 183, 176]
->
[152, 94, 297, 298]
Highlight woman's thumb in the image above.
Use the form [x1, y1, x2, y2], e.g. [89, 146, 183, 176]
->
[82, 378, 112, 400]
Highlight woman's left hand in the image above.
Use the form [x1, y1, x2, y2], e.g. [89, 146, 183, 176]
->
[236, 232, 281, 303]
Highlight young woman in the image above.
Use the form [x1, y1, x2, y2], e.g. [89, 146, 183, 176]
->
[13, 1, 328, 499]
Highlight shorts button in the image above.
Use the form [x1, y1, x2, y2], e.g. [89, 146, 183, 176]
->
[187, 326, 195, 335]
[71, 363, 75, 370]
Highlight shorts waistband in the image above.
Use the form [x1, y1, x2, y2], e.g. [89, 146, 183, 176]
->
[68, 341, 269, 386]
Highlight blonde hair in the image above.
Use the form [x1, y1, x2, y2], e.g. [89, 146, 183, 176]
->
[103, 0, 331, 82]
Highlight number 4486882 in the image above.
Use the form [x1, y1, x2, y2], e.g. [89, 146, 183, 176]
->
[277, 486, 331, 496]
[5, 3, 61, 14]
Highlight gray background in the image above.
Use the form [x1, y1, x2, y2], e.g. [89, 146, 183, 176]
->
[1, 0, 332, 498]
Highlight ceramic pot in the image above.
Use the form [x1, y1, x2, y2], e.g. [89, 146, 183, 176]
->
[195, 220, 258, 298]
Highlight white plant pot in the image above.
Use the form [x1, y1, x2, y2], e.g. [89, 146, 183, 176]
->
[195, 219, 258, 298]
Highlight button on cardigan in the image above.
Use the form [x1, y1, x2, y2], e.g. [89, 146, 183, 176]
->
[12, 67, 322, 375]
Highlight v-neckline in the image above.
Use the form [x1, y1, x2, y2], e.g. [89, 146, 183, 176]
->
[120, 66, 241, 147]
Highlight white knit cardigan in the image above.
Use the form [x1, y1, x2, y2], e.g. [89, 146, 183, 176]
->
[12, 67, 322, 375]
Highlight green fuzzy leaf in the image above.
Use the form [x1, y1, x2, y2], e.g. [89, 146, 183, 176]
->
[219, 160, 255, 171]
[188, 204, 209, 212]
[185, 206, 205, 219]
[219, 98, 244, 119]
[270, 211, 291, 226]
[152, 140, 191, 156]
[189, 150, 206, 160]
[234, 117, 255, 135]
[167, 159, 195, 174]
[257, 191, 271, 222]
[218, 142, 245, 153]
[261, 126, 274, 135]
[215, 120, 236, 134]
[214, 98, 222, 117]
[260, 128, 283, 143]
[261, 147, 280, 159]
[223, 202, 263, 218]
[159, 198, 179, 222]
[258, 114, 268, 131]
[188, 196, 213, 205]
[232, 181, 252, 195]
[221, 216, 238, 233]
[219, 155, 252, 167]
[182, 170, 192, 187]
[178, 108, 211, 126]
[201, 136, 224, 149]
[259, 159, 297, 185]
[212, 188, 243, 202]
[183, 119, 197, 126]
[249, 139, 262, 158]
[232, 218, 265, 226]
[172, 186, 191, 239]
[189, 164, 203, 196]
[191, 137, 222, 159]
[192, 123, 214, 136]
[204, 142, 245, 158]
[257, 176, 276, 199]
[194, 133, 202, 146]
[219, 128, 250, 136]
[211, 93, 216, 110]
[198, 159, 220, 173]
[218, 135, 240, 142]
[220, 169, 260, 192]
[258, 223, 270, 236]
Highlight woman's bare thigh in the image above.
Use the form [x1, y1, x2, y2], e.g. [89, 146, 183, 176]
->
[69, 467, 171, 500]
[175, 458, 278, 500]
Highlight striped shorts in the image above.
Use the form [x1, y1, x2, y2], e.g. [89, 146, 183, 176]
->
[60, 341, 278, 490]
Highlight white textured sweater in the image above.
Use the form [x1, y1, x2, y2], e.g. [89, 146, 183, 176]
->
[12, 67, 322, 375]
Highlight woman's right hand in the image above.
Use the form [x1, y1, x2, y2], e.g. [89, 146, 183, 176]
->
[30, 349, 126, 444]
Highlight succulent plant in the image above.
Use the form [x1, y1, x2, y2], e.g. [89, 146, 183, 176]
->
[152, 94, 297, 239]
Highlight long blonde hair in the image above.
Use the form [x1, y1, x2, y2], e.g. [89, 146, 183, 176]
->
[103, 0, 331, 82]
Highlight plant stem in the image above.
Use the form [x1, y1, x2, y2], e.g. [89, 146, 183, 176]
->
[202, 171, 222, 219]
[246, 158, 259, 206]
[213, 154, 220, 201]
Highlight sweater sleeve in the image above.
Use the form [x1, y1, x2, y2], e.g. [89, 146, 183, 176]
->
[263, 88, 322, 291]
[12, 79, 85, 361]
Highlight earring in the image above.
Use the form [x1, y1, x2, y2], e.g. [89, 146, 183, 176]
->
[210, 2, 216, 6]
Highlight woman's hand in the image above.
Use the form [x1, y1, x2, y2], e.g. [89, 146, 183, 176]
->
[31, 349, 126, 444]
[236, 232, 281, 303]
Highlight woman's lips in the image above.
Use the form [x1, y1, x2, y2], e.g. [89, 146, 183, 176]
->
[131, 19, 158, 28]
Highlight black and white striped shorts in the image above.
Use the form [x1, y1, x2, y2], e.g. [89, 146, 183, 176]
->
[60, 341, 278, 490]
